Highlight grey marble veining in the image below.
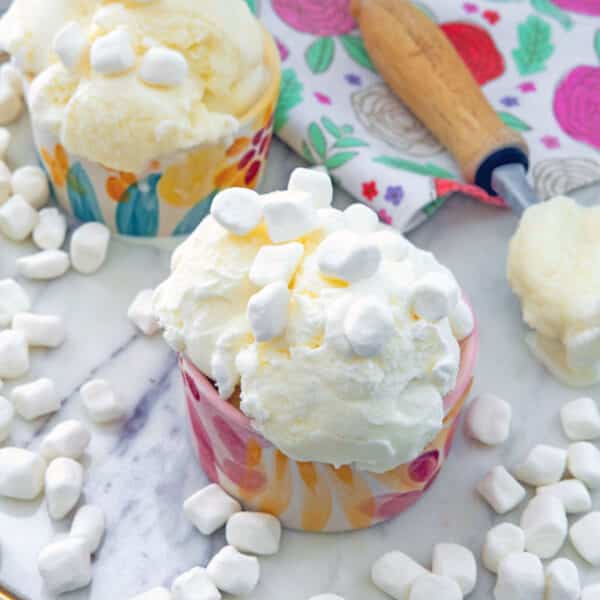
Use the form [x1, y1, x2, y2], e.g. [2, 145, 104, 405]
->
[1, 114, 600, 599]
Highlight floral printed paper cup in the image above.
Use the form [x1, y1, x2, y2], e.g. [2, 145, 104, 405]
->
[181, 309, 479, 533]
[31, 29, 281, 238]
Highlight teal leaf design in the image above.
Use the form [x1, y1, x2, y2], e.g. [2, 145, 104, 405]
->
[321, 117, 341, 138]
[530, 0, 572, 30]
[274, 68, 303, 134]
[498, 111, 532, 132]
[244, 0, 257, 14]
[172, 191, 217, 236]
[116, 174, 160, 237]
[422, 195, 448, 217]
[512, 15, 554, 75]
[333, 137, 369, 149]
[302, 140, 316, 164]
[308, 123, 327, 160]
[339, 35, 375, 72]
[305, 37, 335, 74]
[341, 124, 354, 134]
[374, 156, 457, 179]
[595, 30, 600, 63]
[67, 163, 104, 223]
[324, 152, 359, 170]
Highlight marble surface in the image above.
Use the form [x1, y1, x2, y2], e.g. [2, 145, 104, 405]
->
[1, 113, 600, 600]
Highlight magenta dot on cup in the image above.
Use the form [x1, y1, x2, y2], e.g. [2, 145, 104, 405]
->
[408, 449, 440, 483]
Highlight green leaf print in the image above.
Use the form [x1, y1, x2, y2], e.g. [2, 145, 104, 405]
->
[333, 137, 369, 149]
[274, 68, 303, 134]
[325, 152, 359, 170]
[308, 123, 327, 160]
[512, 15, 555, 75]
[302, 140, 316, 164]
[321, 117, 341, 138]
[422, 195, 449, 217]
[244, 0, 257, 14]
[530, 0, 573, 30]
[341, 124, 354, 135]
[339, 35, 375, 72]
[373, 156, 457, 179]
[595, 30, 600, 63]
[305, 37, 335, 74]
[498, 111, 532, 132]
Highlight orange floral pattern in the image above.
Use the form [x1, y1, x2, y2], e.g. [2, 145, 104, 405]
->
[41, 144, 69, 187]
[106, 171, 137, 202]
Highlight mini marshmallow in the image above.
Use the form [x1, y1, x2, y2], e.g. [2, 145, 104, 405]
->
[568, 442, 600, 488]
[129, 589, 171, 600]
[537, 480, 592, 514]
[545, 558, 580, 600]
[41, 419, 91, 461]
[520, 494, 567, 559]
[482, 523, 525, 574]
[38, 537, 91, 595]
[0, 278, 30, 327]
[91, 29, 135, 75]
[11, 165, 50, 209]
[514, 444, 567, 486]
[17, 250, 70, 280]
[53, 21, 89, 70]
[247, 281, 290, 342]
[0, 396, 14, 442]
[80, 379, 126, 423]
[263, 191, 319, 243]
[582, 584, 600, 600]
[367, 229, 410, 262]
[570, 512, 600, 565]
[33, 207, 67, 250]
[128, 289, 160, 336]
[206, 545, 260, 596]
[317, 231, 381, 283]
[288, 167, 333, 209]
[183, 484, 241, 535]
[408, 574, 462, 600]
[210, 188, 263, 236]
[317, 208, 345, 234]
[139, 47, 188, 87]
[371, 551, 427, 600]
[0, 127, 11, 158]
[477, 465, 526, 514]
[45, 456, 84, 520]
[0, 329, 29, 379]
[70, 222, 111, 274]
[465, 393, 512, 446]
[0, 194, 38, 240]
[12, 378, 60, 421]
[0, 64, 23, 97]
[494, 552, 544, 600]
[71, 505, 106, 554]
[171, 567, 220, 600]
[432, 543, 477, 595]
[0, 159, 11, 203]
[410, 271, 459, 322]
[0, 83, 22, 125]
[0, 447, 45, 499]
[449, 299, 475, 341]
[561, 397, 600, 441]
[226, 512, 282, 556]
[343, 296, 394, 357]
[12, 312, 66, 348]
[249, 242, 304, 287]
[343, 203, 379, 234]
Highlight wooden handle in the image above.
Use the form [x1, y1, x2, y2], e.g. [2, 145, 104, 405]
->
[352, 0, 529, 185]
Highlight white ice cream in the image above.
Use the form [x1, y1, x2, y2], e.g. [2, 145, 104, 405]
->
[508, 196, 600, 387]
[154, 175, 473, 473]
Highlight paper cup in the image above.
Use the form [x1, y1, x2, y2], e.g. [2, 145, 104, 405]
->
[181, 309, 479, 532]
[31, 29, 281, 238]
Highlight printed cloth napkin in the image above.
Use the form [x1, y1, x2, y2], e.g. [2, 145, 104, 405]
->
[253, 0, 600, 231]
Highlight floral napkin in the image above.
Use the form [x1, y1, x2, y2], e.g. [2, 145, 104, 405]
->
[252, 0, 600, 231]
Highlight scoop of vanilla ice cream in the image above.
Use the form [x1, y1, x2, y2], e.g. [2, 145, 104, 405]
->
[508, 196, 600, 386]
[155, 175, 473, 473]
[0, 0, 269, 173]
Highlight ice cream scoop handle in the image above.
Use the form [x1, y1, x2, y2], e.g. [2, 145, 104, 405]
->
[352, 0, 530, 195]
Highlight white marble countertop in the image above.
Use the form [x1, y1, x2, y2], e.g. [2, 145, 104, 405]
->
[1, 114, 600, 600]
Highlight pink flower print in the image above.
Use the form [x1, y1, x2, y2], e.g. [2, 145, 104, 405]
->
[554, 66, 600, 150]
[552, 0, 600, 15]
[272, 0, 355, 35]
[519, 81, 537, 93]
[378, 208, 393, 225]
[276, 38, 289, 61]
[541, 135, 560, 150]
[463, 2, 478, 13]
[384, 185, 404, 206]
[362, 180, 378, 201]
[314, 92, 332, 105]
[408, 450, 440, 483]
